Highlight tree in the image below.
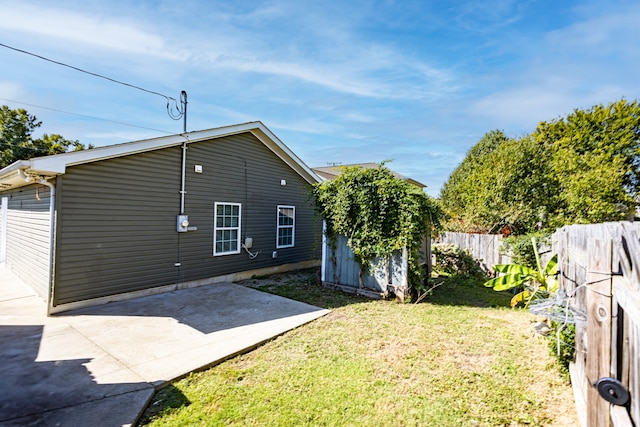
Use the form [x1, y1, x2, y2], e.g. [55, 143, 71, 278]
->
[439, 99, 640, 234]
[0, 105, 91, 168]
[439, 130, 551, 234]
[533, 99, 640, 227]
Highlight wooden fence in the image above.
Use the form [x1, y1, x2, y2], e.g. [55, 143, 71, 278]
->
[554, 222, 640, 427]
[435, 232, 509, 271]
[438, 225, 639, 426]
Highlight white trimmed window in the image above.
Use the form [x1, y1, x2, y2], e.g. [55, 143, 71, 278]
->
[214, 202, 241, 256]
[277, 205, 295, 248]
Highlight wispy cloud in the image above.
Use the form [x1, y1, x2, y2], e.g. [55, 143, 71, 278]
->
[2, 0, 638, 196]
[0, 3, 185, 60]
[0, 82, 22, 100]
[453, 0, 528, 32]
[0, 1, 458, 102]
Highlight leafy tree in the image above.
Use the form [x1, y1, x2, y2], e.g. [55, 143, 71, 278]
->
[533, 99, 640, 227]
[439, 131, 551, 234]
[440, 99, 640, 234]
[0, 105, 91, 168]
[312, 164, 442, 295]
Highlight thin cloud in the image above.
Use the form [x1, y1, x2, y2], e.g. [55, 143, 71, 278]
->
[0, 4, 185, 61]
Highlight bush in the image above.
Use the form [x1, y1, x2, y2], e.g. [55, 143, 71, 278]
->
[501, 233, 550, 268]
[549, 322, 576, 377]
[432, 244, 487, 281]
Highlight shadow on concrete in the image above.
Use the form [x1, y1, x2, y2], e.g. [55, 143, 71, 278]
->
[56, 283, 326, 335]
[0, 325, 150, 426]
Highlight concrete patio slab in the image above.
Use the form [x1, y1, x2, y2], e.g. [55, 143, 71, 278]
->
[0, 266, 330, 426]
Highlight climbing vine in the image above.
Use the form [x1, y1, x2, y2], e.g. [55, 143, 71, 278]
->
[312, 164, 442, 293]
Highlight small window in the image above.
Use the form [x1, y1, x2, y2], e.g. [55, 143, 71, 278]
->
[277, 205, 295, 248]
[214, 202, 241, 256]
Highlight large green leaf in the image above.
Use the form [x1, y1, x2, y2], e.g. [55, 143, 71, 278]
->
[543, 254, 558, 276]
[483, 274, 530, 291]
[493, 264, 536, 276]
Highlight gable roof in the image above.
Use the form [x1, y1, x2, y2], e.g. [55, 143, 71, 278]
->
[0, 121, 320, 191]
[312, 162, 426, 189]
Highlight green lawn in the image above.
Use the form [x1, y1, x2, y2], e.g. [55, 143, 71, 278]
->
[139, 270, 577, 426]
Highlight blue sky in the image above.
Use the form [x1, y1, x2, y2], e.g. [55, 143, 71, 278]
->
[1, 0, 639, 196]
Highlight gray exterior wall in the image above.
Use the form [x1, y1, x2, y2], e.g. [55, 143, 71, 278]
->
[53, 132, 321, 305]
[0, 184, 52, 300]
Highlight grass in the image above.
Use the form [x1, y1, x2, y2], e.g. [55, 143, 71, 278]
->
[139, 269, 577, 426]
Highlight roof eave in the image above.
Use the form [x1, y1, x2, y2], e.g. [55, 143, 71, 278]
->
[0, 121, 321, 191]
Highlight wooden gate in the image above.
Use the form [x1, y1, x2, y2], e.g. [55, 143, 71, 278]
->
[554, 222, 640, 426]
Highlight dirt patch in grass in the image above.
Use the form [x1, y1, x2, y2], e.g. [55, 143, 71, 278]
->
[140, 268, 579, 426]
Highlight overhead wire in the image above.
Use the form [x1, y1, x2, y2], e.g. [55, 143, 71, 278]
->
[0, 97, 174, 135]
[0, 42, 186, 124]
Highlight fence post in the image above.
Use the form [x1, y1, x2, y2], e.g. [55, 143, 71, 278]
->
[586, 238, 613, 427]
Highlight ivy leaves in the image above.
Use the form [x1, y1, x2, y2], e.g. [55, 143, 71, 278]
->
[312, 164, 441, 283]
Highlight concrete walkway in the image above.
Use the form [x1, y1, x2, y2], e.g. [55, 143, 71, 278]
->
[0, 266, 330, 426]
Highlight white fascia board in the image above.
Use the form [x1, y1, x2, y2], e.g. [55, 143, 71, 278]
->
[250, 123, 322, 184]
[27, 122, 264, 175]
[1, 120, 320, 187]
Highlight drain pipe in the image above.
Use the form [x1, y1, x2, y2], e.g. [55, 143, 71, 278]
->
[180, 141, 187, 215]
[176, 138, 191, 233]
[39, 177, 57, 316]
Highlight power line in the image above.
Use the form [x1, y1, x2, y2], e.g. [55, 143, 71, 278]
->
[0, 42, 187, 130]
[1, 43, 173, 101]
[0, 97, 174, 135]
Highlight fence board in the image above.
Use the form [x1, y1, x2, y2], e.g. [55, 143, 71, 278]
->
[586, 238, 613, 427]
[436, 232, 506, 271]
[551, 223, 640, 427]
[441, 224, 640, 426]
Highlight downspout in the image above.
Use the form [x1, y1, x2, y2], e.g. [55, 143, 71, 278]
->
[180, 141, 187, 214]
[18, 169, 56, 315]
[39, 178, 56, 316]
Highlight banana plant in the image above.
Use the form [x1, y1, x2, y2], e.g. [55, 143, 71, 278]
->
[484, 237, 558, 307]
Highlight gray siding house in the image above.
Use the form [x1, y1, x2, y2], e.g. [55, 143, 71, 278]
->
[0, 122, 322, 314]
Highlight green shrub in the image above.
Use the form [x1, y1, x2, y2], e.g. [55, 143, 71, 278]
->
[501, 233, 550, 268]
[549, 322, 576, 377]
[432, 244, 487, 281]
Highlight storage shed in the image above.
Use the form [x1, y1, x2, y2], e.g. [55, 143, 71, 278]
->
[311, 163, 430, 300]
[0, 122, 322, 314]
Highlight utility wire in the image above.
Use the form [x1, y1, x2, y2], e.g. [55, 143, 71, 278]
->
[0, 42, 186, 127]
[0, 97, 174, 135]
[0, 42, 173, 102]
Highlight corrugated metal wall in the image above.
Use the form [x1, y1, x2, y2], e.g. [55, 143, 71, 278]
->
[1, 184, 52, 299]
[323, 235, 407, 293]
[53, 132, 321, 305]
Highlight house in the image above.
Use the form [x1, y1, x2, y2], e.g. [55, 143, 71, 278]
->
[0, 122, 322, 314]
[312, 162, 426, 189]
[311, 163, 430, 301]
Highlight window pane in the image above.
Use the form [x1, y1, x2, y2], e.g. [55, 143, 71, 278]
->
[278, 228, 293, 246]
[214, 203, 240, 255]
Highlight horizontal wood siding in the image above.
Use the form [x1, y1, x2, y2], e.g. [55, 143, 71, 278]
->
[54, 132, 321, 305]
[54, 148, 182, 305]
[0, 184, 52, 299]
[177, 133, 321, 283]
